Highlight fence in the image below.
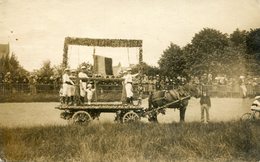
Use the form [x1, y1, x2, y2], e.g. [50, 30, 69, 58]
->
[204, 84, 260, 98]
[0, 83, 60, 95]
[0, 83, 259, 98]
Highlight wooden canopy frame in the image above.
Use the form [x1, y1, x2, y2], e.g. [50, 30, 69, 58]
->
[62, 37, 143, 68]
[62, 37, 144, 103]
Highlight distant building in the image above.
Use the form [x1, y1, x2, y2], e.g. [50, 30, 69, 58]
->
[0, 43, 10, 58]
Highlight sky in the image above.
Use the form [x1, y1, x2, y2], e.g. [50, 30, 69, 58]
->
[0, 0, 260, 71]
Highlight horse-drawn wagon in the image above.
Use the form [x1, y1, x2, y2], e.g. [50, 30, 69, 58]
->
[55, 94, 192, 124]
[55, 37, 199, 124]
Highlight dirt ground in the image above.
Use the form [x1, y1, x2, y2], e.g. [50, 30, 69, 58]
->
[0, 98, 254, 127]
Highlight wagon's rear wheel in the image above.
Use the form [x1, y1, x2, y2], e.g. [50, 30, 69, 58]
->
[122, 111, 140, 123]
[70, 111, 92, 125]
[240, 113, 254, 121]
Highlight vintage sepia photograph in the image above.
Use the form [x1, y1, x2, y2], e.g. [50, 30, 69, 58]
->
[0, 0, 260, 161]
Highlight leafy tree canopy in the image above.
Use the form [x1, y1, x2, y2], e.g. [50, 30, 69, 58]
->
[0, 53, 28, 82]
[229, 28, 248, 47]
[158, 43, 187, 78]
[246, 28, 260, 54]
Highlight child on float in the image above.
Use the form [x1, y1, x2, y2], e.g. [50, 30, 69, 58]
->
[85, 83, 95, 105]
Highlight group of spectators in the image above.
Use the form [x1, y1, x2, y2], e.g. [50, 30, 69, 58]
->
[134, 73, 259, 97]
[0, 72, 62, 94]
[0, 70, 259, 98]
[190, 73, 259, 97]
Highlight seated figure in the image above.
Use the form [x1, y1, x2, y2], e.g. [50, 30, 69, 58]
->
[251, 96, 260, 111]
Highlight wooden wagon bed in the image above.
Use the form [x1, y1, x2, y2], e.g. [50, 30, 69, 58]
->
[55, 103, 144, 112]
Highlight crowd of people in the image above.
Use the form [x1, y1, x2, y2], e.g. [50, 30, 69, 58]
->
[0, 68, 259, 98]
[0, 71, 61, 94]
[135, 73, 259, 97]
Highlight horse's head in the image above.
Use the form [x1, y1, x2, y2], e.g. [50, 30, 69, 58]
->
[183, 83, 201, 98]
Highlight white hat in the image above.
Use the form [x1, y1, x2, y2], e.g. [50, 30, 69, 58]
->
[71, 69, 76, 73]
[87, 84, 92, 88]
[81, 66, 86, 69]
[255, 96, 260, 100]
[126, 67, 132, 71]
[64, 68, 70, 71]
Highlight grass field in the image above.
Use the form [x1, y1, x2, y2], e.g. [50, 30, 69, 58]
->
[0, 121, 260, 162]
[0, 98, 257, 161]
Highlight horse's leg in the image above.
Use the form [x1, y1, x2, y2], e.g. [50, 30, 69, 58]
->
[179, 106, 186, 122]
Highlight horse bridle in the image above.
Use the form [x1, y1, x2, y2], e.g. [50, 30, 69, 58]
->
[151, 90, 170, 103]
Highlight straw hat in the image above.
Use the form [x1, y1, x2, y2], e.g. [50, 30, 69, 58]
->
[126, 67, 132, 71]
[81, 66, 86, 69]
[255, 96, 260, 100]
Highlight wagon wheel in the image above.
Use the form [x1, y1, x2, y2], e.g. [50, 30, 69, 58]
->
[240, 113, 254, 121]
[71, 111, 92, 125]
[122, 111, 140, 123]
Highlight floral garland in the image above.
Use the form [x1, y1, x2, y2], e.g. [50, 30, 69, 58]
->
[62, 37, 143, 68]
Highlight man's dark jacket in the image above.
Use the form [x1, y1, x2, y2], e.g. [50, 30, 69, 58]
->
[200, 95, 211, 107]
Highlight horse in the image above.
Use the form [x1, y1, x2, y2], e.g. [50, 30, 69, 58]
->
[148, 83, 201, 122]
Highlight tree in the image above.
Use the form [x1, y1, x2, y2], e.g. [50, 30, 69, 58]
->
[229, 28, 248, 47]
[0, 53, 28, 83]
[131, 62, 160, 76]
[185, 28, 229, 76]
[246, 28, 260, 55]
[158, 43, 187, 78]
[35, 60, 54, 83]
[220, 46, 247, 76]
[246, 28, 260, 75]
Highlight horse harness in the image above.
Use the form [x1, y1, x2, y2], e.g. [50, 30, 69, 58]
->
[150, 90, 184, 108]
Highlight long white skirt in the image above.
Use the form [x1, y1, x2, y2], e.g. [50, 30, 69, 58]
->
[125, 83, 133, 98]
[62, 84, 73, 97]
[79, 82, 86, 97]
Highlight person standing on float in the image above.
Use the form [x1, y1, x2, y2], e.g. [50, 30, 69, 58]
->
[62, 68, 74, 105]
[78, 66, 89, 104]
[123, 68, 138, 104]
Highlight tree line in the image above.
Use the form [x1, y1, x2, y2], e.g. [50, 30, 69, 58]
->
[158, 28, 260, 79]
[0, 28, 259, 84]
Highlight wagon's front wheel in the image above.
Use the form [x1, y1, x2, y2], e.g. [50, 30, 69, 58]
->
[122, 111, 140, 123]
[71, 111, 92, 125]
